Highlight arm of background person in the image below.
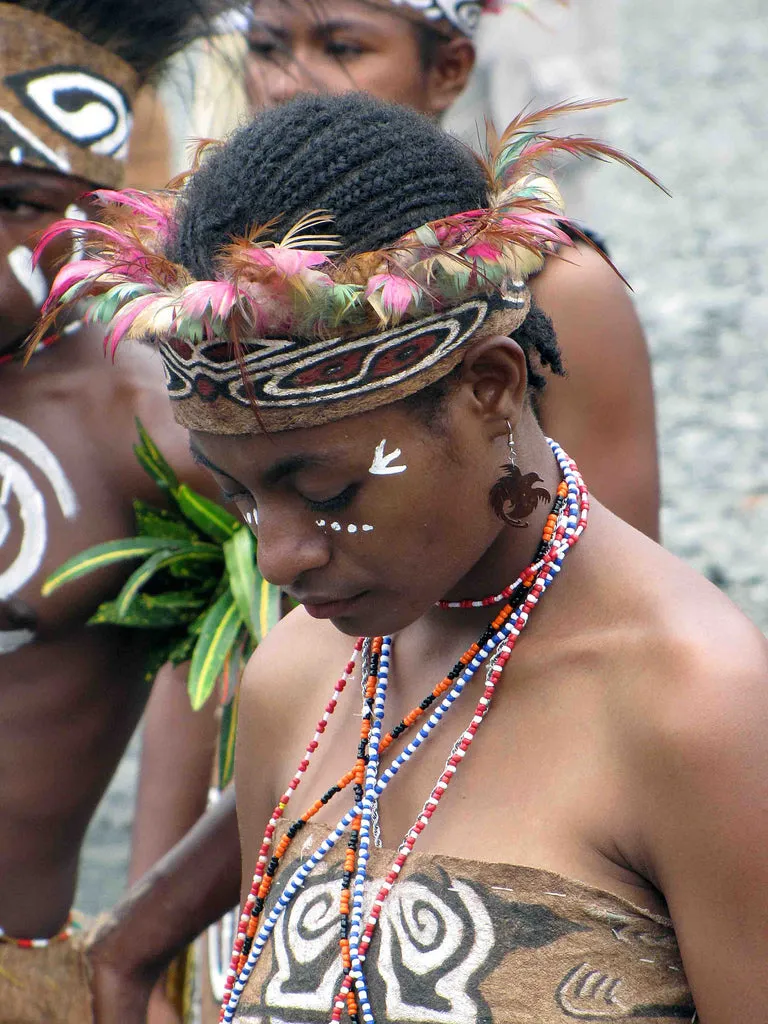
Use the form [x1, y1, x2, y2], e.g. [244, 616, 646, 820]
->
[128, 661, 219, 889]
[87, 787, 241, 1024]
[531, 243, 661, 540]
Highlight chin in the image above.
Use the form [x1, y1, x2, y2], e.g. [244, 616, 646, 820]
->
[329, 600, 425, 639]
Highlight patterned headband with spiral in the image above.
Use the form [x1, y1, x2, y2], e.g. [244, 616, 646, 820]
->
[31, 100, 661, 434]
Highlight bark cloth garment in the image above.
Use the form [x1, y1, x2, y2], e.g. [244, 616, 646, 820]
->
[0, 913, 92, 1023]
[232, 822, 696, 1023]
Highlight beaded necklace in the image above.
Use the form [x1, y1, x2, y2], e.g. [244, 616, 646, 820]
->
[0, 333, 59, 368]
[221, 438, 588, 1023]
[0, 913, 74, 949]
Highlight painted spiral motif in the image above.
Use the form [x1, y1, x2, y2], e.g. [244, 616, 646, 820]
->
[0, 414, 78, 653]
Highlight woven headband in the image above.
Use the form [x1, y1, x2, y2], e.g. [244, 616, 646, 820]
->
[0, 4, 139, 186]
[31, 100, 661, 434]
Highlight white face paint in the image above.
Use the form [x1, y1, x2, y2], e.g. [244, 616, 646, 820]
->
[369, 439, 407, 476]
[65, 203, 88, 262]
[315, 519, 374, 534]
[0, 415, 79, 654]
[244, 507, 258, 526]
[8, 245, 48, 309]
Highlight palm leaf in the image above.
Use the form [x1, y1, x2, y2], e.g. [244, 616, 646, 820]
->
[187, 591, 243, 710]
[89, 593, 204, 628]
[175, 484, 240, 543]
[113, 544, 221, 619]
[223, 527, 260, 642]
[256, 571, 281, 642]
[133, 418, 179, 494]
[133, 500, 200, 541]
[42, 537, 185, 596]
[217, 686, 241, 789]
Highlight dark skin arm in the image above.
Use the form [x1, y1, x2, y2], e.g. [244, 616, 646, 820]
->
[531, 243, 660, 540]
[86, 787, 240, 1024]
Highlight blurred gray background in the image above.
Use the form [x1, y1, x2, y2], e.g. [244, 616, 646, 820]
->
[76, 0, 768, 915]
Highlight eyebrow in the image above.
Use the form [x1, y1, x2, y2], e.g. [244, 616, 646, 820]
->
[189, 440, 335, 487]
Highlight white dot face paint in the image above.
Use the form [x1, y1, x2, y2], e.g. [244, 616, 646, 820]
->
[0, 415, 79, 654]
[244, 507, 258, 526]
[369, 438, 407, 476]
[8, 245, 48, 309]
[315, 519, 373, 534]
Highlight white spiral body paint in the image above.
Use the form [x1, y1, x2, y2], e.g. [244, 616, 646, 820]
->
[0, 415, 79, 653]
[8, 245, 48, 309]
[369, 438, 407, 475]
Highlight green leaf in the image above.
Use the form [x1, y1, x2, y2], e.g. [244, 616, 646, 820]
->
[217, 687, 240, 789]
[255, 571, 282, 642]
[175, 484, 239, 543]
[133, 500, 200, 542]
[42, 537, 186, 596]
[142, 632, 188, 685]
[187, 591, 243, 710]
[113, 544, 223, 619]
[223, 527, 260, 642]
[166, 632, 197, 666]
[133, 418, 180, 494]
[88, 593, 202, 628]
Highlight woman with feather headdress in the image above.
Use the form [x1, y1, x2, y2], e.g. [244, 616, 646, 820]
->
[0, 1, 243, 1021]
[242, 0, 660, 542]
[36, 92, 768, 1023]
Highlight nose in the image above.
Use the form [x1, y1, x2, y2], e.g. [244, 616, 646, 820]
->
[255, 506, 331, 589]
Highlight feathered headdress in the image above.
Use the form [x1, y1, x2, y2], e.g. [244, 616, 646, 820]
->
[31, 100, 664, 433]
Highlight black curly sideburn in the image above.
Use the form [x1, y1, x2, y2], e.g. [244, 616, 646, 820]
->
[170, 93, 564, 425]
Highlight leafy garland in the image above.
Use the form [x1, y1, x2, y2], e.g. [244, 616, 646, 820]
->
[43, 421, 280, 787]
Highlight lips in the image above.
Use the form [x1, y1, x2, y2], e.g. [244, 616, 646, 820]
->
[298, 591, 366, 619]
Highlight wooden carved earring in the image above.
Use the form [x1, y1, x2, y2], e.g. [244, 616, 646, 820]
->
[489, 420, 551, 528]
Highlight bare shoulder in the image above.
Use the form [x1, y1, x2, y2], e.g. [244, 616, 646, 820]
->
[240, 606, 354, 715]
[235, 609, 355, 850]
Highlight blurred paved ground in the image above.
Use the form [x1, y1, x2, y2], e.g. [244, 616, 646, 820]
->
[76, 0, 768, 914]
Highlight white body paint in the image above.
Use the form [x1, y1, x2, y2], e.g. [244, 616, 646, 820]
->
[8, 245, 48, 309]
[0, 415, 79, 654]
[369, 438, 407, 475]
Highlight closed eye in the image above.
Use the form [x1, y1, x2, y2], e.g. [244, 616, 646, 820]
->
[303, 484, 358, 514]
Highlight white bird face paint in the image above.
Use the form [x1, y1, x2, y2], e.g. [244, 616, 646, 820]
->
[369, 439, 407, 476]
[8, 245, 48, 309]
[0, 415, 79, 654]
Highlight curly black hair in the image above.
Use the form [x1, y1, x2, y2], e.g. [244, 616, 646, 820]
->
[171, 92, 564, 401]
[12, 0, 240, 80]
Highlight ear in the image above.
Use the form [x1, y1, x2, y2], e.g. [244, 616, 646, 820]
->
[458, 335, 528, 433]
[424, 37, 475, 116]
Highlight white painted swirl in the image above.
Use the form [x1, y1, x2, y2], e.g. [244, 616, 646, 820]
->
[0, 414, 79, 653]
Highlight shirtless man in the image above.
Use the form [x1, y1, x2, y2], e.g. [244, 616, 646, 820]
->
[0, 2, 237, 1019]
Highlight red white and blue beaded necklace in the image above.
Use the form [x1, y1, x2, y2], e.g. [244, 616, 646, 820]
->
[220, 437, 588, 1024]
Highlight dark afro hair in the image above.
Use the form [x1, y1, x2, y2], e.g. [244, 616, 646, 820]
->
[12, 0, 240, 80]
[171, 92, 564, 399]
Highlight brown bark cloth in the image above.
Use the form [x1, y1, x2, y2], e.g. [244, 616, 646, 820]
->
[233, 822, 696, 1023]
[0, 917, 92, 1024]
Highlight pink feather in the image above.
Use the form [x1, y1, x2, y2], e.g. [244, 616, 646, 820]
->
[43, 259, 110, 310]
[91, 189, 174, 236]
[103, 294, 161, 358]
[178, 280, 240, 322]
[366, 273, 421, 317]
[245, 247, 329, 276]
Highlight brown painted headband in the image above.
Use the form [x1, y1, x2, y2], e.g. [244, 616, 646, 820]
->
[0, 4, 139, 187]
